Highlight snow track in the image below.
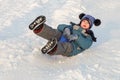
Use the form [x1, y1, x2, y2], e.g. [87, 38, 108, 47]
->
[0, 0, 120, 80]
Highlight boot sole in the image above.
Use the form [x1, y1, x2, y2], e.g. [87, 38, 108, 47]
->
[29, 16, 46, 30]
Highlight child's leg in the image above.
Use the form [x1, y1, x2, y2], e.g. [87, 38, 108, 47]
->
[34, 24, 62, 41]
[41, 38, 73, 57]
[55, 42, 72, 56]
[49, 42, 73, 57]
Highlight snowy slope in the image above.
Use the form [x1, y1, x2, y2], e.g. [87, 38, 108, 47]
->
[0, 0, 120, 80]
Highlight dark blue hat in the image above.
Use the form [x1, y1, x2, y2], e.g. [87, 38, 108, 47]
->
[79, 13, 101, 29]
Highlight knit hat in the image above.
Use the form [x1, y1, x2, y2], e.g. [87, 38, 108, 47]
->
[79, 13, 101, 29]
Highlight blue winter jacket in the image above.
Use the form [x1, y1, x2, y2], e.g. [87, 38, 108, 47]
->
[57, 24, 93, 56]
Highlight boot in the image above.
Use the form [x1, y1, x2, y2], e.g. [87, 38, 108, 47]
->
[41, 38, 57, 54]
[47, 45, 57, 55]
[29, 15, 46, 30]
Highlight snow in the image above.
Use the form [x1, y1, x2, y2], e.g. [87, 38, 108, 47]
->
[0, 0, 120, 80]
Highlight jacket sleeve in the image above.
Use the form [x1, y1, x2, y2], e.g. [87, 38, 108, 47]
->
[57, 24, 72, 33]
[75, 33, 93, 49]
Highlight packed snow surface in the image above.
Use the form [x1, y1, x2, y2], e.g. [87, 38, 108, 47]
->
[0, 0, 120, 80]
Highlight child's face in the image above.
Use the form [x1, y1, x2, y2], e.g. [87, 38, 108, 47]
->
[80, 20, 90, 29]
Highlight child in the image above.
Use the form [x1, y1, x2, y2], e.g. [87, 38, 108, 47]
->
[29, 13, 101, 57]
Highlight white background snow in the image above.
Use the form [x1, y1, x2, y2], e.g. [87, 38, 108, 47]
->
[0, 0, 120, 80]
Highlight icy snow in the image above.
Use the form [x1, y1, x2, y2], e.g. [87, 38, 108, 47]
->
[0, 0, 120, 80]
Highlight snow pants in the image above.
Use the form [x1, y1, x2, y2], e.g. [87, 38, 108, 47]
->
[34, 24, 73, 57]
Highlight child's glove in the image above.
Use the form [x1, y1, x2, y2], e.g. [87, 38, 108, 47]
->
[68, 34, 78, 41]
[63, 28, 71, 37]
[63, 28, 78, 41]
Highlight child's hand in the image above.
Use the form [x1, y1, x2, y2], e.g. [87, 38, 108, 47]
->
[63, 28, 71, 37]
[68, 34, 78, 41]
